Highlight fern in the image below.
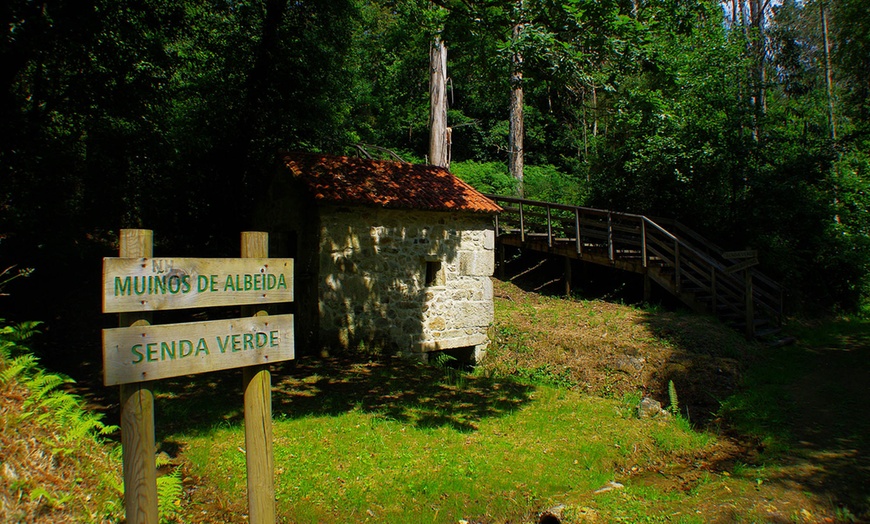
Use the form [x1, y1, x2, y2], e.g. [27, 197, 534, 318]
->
[1, 321, 118, 441]
[668, 380, 680, 415]
[1, 353, 39, 383]
[6, 321, 42, 342]
[1, 319, 123, 521]
[157, 467, 184, 523]
[25, 372, 71, 404]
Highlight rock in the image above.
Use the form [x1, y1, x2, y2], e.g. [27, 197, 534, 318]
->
[538, 504, 565, 524]
[638, 397, 664, 419]
[614, 355, 645, 373]
[593, 481, 625, 494]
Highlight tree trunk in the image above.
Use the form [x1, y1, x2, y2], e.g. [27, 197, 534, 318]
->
[509, 23, 524, 196]
[592, 86, 598, 137]
[820, 1, 837, 140]
[749, 0, 765, 141]
[428, 36, 449, 168]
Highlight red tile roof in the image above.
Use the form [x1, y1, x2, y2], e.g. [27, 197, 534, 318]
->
[279, 153, 502, 214]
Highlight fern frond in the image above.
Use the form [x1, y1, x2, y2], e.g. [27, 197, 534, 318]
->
[1, 354, 39, 383]
[155, 452, 173, 468]
[667, 380, 680, 414]
[24, 372, 70, 404]
[99, 423, 120, 436]
[157, 467, 184, 523]
[59, 413, 110, 443]
[8, 321, 42, 342]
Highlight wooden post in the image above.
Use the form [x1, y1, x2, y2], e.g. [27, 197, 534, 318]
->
[564, 257, 572, 297]
[546, 205, 553, 248]
[574, 208, 582, 256]
[519, 202, 525, 243]
[119, 229, 158, 524]
[607, 212, 614, 262]
[640, 219, 648, 267]
[241, 232, 276, 524]
[674, 241, 681, 294]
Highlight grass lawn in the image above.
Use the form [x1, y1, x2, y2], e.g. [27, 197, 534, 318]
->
[169, 359, 713, 523]
[134, 281, 870, 523]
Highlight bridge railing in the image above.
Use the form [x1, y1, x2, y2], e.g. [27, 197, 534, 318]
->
[485, 194, 783, 335]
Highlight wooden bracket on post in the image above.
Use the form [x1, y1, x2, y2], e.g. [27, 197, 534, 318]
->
[119, 229, 158, 524]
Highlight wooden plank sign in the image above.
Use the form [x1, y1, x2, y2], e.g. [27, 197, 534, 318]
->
[103, 257, 293, 313]
[724, 258, 759, 274]
[722, 250, 758, 259]
[103, 314, 294, 386]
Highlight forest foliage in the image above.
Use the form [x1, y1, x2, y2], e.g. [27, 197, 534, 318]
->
[1, 0, 869, 317]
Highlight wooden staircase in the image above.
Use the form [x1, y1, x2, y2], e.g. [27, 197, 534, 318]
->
[485, 194, 784, 339]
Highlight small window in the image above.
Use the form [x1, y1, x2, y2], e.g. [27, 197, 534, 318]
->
[425, 260, 445, 287]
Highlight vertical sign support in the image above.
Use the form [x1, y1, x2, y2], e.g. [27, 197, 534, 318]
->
[241, 232, 276, 524]
[119, 229, 158, 524]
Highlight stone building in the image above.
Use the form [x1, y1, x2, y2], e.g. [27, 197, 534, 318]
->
[257, 153, 501, 361]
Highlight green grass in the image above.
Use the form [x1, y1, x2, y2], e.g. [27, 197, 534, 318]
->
[174, 366, 714, 523]
[157, 294, 870, 523]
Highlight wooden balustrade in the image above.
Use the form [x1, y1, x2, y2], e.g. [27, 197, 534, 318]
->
[485, 193, 784, 337]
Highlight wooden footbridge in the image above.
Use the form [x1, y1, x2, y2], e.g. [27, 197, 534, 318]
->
[485, 194, 784, 339]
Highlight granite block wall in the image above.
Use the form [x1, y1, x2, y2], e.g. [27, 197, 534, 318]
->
[318, 205, 495, 360]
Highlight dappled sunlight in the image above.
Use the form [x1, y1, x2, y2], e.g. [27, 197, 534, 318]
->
[149, 354, 534, 439]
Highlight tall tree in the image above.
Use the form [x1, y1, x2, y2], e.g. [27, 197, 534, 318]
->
[509, 13, 525, 195]
[819, 0, 836, 139]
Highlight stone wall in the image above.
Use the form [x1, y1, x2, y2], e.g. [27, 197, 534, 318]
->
[318, 205, 495, 360]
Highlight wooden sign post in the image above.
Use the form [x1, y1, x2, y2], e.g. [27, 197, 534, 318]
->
[241, 232, 276, 523]
[118, 230, 158, 524]
[104, 230, 292, 524]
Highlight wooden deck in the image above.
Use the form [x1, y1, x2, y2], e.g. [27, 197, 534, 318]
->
[485, 194, 784, 339]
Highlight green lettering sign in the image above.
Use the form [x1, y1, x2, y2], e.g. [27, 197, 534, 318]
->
[195, 338, 209, 356]
[115, 276, 132, 296]
[131, 344, 144, 364]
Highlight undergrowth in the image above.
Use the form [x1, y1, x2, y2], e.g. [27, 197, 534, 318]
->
[0, 320, 186, 523]
[0, 320, 124, 522]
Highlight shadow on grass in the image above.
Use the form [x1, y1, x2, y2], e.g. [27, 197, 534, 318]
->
[716, 320, 870, 520]
[639, 311, 748, 424]
[154, 354, 534, 442]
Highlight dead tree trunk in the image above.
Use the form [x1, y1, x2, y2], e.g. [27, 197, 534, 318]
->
[429, 36, 450, 168]
[509, 23, 524, 196]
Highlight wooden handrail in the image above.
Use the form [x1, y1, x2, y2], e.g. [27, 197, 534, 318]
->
[484, 193, 785, 333]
